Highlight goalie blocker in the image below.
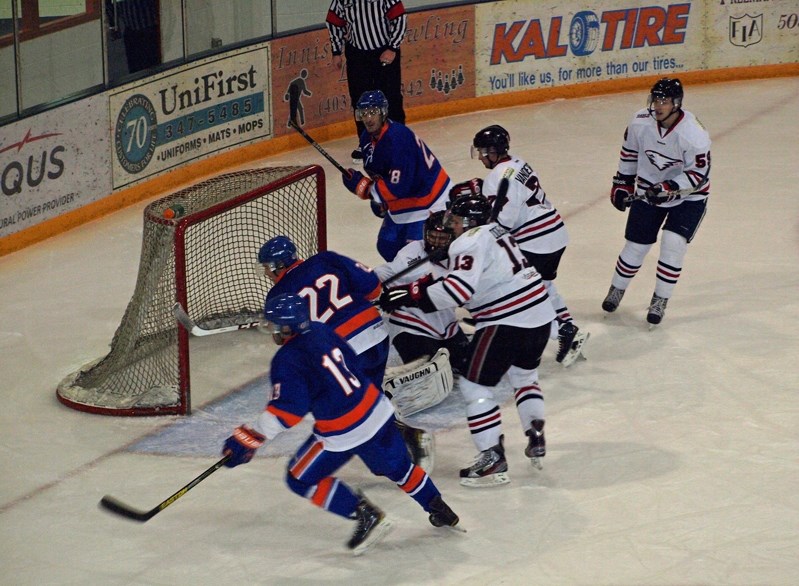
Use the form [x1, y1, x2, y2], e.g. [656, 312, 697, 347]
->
[382, 348, 453, 418]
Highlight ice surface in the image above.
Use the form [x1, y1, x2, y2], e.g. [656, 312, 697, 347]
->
[1, 78, 798, 585]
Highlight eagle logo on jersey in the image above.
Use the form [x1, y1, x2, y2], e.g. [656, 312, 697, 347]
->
[645, 150, 682, 171]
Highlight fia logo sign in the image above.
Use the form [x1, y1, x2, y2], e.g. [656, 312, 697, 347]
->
[729, 14, 763, 47]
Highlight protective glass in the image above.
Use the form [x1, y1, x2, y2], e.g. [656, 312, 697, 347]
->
[470, 146, 491, 159]
[648, 95, 675, 109]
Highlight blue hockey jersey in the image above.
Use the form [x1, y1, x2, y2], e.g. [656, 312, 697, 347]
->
[265, 250, 387, 354]
[360, 121, 451, 224]
[253, 322, 394, 452]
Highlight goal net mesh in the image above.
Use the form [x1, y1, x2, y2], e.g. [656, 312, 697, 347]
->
[57, 165, 325, 416]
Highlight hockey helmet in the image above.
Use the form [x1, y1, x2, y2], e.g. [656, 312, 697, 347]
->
[263, 293, 311, 344]
[424, 210, 454, 254]
[648, 78, 683, 110]
[355, 90, 389, 122]
[471, 125, 510, 159]
[445, 193, 492, 232]
[258, 235, 298, 273]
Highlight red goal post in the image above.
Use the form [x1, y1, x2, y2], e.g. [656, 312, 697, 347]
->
[57, 165, 326, 416]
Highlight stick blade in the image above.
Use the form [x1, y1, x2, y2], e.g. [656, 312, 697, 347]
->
[99, 495, 154, 522]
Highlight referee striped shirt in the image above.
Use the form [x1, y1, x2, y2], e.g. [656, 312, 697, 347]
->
[326, 0, 407, 54]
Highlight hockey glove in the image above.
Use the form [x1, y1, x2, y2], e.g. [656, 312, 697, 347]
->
[449, 177, 483, 200]
[222, 425, 265, 468]
[379, 275, 435, 313]
[370, 199, 387, 218]
[342, 169, 373, 200]
[610, 173, 635, 211]
[645, 180, 681, 205]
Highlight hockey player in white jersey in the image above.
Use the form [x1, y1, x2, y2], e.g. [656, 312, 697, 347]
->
[374, 208, 471, 472]
[604, 77, 711, 325]
[374, 208, 470, 372]
[379, 191, 556, 486]
[472, 125, 588, 366]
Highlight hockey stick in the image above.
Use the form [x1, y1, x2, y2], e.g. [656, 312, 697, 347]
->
[625, 177, 709, 204]
[173, 303, 260, 336]
[287, 88, 351, 177]
[99, 455, 231, 522]
[489, 177, 510, 223]
[382, 248, 447, 288]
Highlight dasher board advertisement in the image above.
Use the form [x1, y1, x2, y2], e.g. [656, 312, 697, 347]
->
[109, 44, 272, 189]
[1, 94, 112, 238]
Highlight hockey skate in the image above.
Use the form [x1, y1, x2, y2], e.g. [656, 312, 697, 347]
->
[556, 322, 589, 367]
[647, 294, 668, 327]
[347, 494, 393, 555]
[396, 420, 435, 473]
[525, 420, 546, 470]
[427, 495, 464, 532]
[602, 285, 626, 313]
[459, 435, 509, 487]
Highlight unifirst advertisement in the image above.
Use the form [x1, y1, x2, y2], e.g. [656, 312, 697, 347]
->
[109, 43, 272, 188]
[0, 94, 112, 238]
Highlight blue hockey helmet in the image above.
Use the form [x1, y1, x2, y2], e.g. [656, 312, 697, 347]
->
[258, 236, 298, 273]
[355, 90, 389, 122]
[263, 293, 311, 344]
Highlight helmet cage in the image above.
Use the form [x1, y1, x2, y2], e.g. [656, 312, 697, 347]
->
[424, 211, 453, 254]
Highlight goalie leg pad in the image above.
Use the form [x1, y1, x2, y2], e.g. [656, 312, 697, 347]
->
[382, 348, 453, 418]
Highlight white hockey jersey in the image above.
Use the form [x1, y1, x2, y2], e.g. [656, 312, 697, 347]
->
[483, 156, 568, 254]
[374, 240, 461, 340]
[424, 223, 555, 329]
[619, 108, 711, 207]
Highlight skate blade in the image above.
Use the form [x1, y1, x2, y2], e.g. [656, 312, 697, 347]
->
[459, 472, 510, 488]
[529, 457, 543, 470]
[352, 517, 394, 556]
[561, 331, 590, 367]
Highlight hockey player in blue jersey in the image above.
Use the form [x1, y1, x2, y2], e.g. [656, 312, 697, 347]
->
[341, 89, 453, 262]
[258, 235, 389, 386]
[221, 293, 460, 555]
[259, 235, 434, 467]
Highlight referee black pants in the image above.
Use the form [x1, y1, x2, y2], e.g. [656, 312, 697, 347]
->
[344, 44, 405, 139]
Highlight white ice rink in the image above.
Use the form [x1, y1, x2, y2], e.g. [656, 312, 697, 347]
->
[1, 77, 798, 585]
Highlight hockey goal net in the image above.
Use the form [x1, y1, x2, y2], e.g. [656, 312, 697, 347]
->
[57, 165, 326, 416]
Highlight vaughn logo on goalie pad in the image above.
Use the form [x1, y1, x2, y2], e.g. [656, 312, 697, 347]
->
[393, 367, 433, 385]
[382, 348, 453, 418]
